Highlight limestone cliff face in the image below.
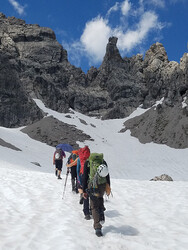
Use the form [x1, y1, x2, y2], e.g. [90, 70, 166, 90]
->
[0, 13, 187, 148]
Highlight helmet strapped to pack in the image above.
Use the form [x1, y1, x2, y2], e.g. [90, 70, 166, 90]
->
[97, 164, 108, 177]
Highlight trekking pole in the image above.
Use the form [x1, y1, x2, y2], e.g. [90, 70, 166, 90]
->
[62, 167, 70, 199]
[105, 193, 108, 201]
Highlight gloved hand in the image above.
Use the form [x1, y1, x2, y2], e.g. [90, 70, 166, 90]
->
[83, 193, 88, 199]
[105, 183, 111, 196]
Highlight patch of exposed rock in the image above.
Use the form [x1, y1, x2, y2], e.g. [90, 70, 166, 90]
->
[31, 162, 41, 167]
[150, 174, 173, 181]
[120, 104, 188, 149]
[21, 116, 93, 149]
[0, 138, 21, 151]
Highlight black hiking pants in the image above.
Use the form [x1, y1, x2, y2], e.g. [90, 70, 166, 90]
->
[71, 166, 78, 192]
[83, 197, 90, 216]
[55, 159, 62, 170]
[71, 165, 77, 179]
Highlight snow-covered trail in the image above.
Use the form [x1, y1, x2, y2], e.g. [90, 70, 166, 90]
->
[0, 167, 188, 250]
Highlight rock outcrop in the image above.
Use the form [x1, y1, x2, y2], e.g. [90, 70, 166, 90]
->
[21, 116, 93, 149]
[121, 104, 188, 149]
[150, 174, 173, 181]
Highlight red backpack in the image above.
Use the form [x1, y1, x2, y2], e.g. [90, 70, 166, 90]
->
[79, 146, 90, 174]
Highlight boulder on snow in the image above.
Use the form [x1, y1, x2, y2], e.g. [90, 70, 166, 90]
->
[150, 174, 173, 181]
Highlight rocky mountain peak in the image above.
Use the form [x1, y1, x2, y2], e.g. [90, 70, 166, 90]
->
[180, 53, 188, 73]
[144, 42, 169, 66]
[0, 13, 67, 63]
[100, 36, 123, 68]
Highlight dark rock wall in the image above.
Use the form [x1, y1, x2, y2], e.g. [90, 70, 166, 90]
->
[0, 52, 43, 127]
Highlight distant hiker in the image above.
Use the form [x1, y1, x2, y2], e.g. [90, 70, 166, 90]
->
[82, 153, 111, 237]
[77, 146, 91, 220]
[53, 148, 66, 179]
[66, 150, 79, 193]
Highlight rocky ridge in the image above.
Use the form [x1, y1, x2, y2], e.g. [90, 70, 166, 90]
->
[0, 13, 187, 148]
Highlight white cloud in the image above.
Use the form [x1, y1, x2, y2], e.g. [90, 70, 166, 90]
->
[65, 1, 165, 67]
[106, 2, 120, 17]
[63, 40, 85, 68]
[80, 16, 111, 63]
[121, 0, 131, 16]
[148, 0, 165, 8]
[8, 0, 26, 15]
[79, 10, 161, 63]
[116, 11, 159, 51]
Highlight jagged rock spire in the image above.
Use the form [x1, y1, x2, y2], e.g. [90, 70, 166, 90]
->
[101, 37, 123, 67]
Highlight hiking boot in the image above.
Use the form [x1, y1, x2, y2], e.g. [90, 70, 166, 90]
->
[57, 176, 62, 179]
[99, 209, 105, 224]
[100, 218, 105, 225]
[95, 228, 103, 237]
[84, 214, 91, 220]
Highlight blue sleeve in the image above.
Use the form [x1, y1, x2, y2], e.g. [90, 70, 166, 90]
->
[77, 158, 81, 183]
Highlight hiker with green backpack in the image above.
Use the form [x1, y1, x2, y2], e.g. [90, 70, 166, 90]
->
[82, 153, 111, 237]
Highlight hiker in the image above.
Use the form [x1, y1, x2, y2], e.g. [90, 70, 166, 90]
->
[77, 146, 91, 220]
[53, 148, 66, 179]
[66, 150, 79, 193]
[82, 153, 111, 237]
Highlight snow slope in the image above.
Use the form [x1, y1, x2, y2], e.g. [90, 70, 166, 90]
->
[0, 167, 188, 250]
[0, 99, 188, 249]
[1, 99, 188, 180]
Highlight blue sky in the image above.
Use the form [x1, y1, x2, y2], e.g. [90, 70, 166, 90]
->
[1, 0, 187, 72]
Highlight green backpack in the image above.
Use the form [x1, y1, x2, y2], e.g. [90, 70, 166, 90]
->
[88, 153, 107, 189]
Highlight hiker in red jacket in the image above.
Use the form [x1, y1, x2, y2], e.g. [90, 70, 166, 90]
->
[77, 146, 91, 220]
